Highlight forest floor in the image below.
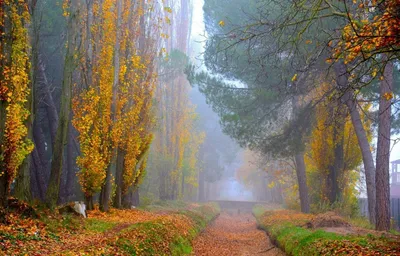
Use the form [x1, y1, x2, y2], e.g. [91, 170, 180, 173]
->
[0, 200, 220, 255]
[192, 212, 285, 256]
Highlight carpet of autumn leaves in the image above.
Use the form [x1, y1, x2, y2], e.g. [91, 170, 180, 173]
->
[192, 212, 284, 256]
[0, 200, 220, 255]
[254, 206, 400, 256]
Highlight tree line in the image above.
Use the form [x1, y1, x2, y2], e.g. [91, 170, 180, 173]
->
[1, 0, 208, 212]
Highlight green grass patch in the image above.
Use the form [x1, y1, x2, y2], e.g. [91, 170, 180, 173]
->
[85, 218, 117, 232]
[114, 202, 220, 256]
[254, 207, 400, 255]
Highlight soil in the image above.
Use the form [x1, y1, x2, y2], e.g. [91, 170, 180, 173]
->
[192, 212, 285, 256]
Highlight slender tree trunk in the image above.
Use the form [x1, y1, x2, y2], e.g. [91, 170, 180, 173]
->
[132, 188, 139, 207]
[64, 118, 76, 201]
[181, 173, 185, 200]
[328, 104, 345, 204]
[39, 60, 59, 146]
[113, 148, 124, 208]
[0, 0, 12, 208]
[334, 60, 376, 224]
[31, 145, 46, 200]
[198, 169, 205, 202]
[375, 60, 393, 231]
[46, 2, 77, 208]
[295, 153, 310, 213]
[291, 92, 310, 213]
[100, 0, 122, 212]
[14, 102, 33, 202]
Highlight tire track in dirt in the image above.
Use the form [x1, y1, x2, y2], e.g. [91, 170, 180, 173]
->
[192, 212, 285, 256]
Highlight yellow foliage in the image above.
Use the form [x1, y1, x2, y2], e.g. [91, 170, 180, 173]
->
[0, 0, 33, 187]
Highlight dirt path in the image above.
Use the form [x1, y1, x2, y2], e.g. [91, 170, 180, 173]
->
[192, 212, 285, 256]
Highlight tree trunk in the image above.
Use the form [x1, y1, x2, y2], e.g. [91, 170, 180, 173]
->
[39, 60, 59, 147]
[113, 149, 124, 208]
[46, 2, 77, 208]
[181, 173, 185, 200]
[122, 187, 132, 208]
[132, 188, 139, 207]
[334, 60, 376, 224]
[64, 118, 76, 201]
[375, 60, 393, 231]
[198, 170, 205, 202]
[14, 106, 33, 202]
[0, 0, 11, 208]
[31, 146, 46, 200]
[294, 153, 310, 213]
[100, 0, 122, 212]
[85, 194, 94, 210]
[328, 104, 345, 204]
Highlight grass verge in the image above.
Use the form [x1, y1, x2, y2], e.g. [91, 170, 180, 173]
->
[253, 206, 400, 256]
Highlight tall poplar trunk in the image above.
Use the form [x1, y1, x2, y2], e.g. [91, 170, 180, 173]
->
[100, 0, 122, 212]
[46, 1, 77, 208]
[294, 153, 310, 213]
[64, 116, 76, 201]
[328, 104, 346, 204]
[375, 60, 393, 231]
[14, 95, 33, 202]
[14, 0, 39, 202]
[113, 149, 124, 208]
[0, 1, 12, 208]
[291, 92, 310, 213]
[40, 60, 59, 146]
[334, 60, 376, 224]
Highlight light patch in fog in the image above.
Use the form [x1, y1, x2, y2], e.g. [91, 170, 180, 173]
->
[217, 177, 253, 201]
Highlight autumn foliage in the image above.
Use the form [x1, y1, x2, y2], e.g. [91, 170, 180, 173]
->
[0, 0, 33, 201]
[72, 0, 158, 202]
[331, 0, 400, 65]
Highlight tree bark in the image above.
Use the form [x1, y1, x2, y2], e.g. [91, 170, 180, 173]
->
[375, 60, 393, 231]
[0, 0, 12, 208]
[132, 188, 139, 207]
[295, 153, 310, 213]
[334, 60, 376, 224]
[46, 2, 77, 208]
[100, 0, 122, 212]
[31, 145, 46, 200]
[39, 60, 59, 147]
[328, 104, 346, 204]
[64, 118, 76, 201]
[113, 149, 124, 208]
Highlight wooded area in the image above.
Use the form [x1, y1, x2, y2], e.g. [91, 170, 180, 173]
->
[188, 0, 400, 231]
[1, 0, 400, 241]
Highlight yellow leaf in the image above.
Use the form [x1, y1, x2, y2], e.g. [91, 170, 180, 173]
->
[218, 20, 225, 27]
[383, 92, 393, 101]
[291, 74, 298, 82]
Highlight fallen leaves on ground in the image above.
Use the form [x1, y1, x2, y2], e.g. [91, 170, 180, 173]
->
[0, 202, 220, 255]
[256, 209, 400, 256]
[192, 212, 284, 256]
